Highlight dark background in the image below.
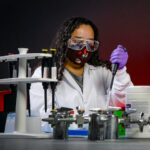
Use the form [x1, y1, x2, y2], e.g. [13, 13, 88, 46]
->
[0, 0, 150, 88]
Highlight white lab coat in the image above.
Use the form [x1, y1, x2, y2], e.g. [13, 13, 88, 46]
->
[30, 63, 132, 131]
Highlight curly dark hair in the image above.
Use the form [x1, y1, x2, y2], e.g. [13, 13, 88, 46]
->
[51, 17, 110, 80]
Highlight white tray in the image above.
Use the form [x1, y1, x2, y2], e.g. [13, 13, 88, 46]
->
[0, 77, 57, 84]
[0, 53, 52, 62]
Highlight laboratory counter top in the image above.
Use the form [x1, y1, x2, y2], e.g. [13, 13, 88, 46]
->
[0, 137, 150, 150]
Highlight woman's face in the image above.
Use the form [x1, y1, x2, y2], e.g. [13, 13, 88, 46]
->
[67, 24, 95, 66]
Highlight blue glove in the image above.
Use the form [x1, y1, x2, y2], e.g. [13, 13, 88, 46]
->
[110, 45, 128, 70]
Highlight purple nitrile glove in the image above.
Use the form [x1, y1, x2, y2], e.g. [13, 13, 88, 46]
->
[110, 45, 128, 70]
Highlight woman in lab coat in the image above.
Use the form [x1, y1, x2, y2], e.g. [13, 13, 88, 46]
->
[30, 17, 132, 131]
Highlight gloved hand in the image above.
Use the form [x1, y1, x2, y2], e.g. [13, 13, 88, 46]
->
[110, 45, 128, 70]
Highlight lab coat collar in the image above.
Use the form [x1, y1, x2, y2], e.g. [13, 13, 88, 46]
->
[85, 63, 96, 70]
[63, 63, 94, 95]
[63, 69, 82, 96]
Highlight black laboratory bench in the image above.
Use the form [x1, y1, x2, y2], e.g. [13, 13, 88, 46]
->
[0, 137, 150, 150]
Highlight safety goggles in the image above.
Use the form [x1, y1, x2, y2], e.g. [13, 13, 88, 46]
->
[67, 37, 100, 52]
